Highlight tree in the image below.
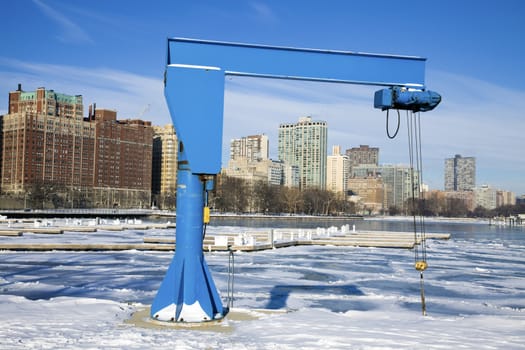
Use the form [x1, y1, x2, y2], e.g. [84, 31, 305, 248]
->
[302, 188, 331, 215]
[253, 181, 283, 214]
[281, 186, 302, 214]
[27, 181, 62, 209]
[443, 198, 468, 217]
[471, 205, 490, 218]
[331, 193, 356, 216]
[213, 175, 249, 213]
[162, 187, 177, 210]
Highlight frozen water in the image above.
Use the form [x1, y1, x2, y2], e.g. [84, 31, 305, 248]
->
[0, 218, 524, 349]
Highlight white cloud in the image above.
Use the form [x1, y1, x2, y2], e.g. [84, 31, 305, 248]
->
[0, 58, 170, 125]
[249, 2, 277, 22]
[32, 0, 93, 44]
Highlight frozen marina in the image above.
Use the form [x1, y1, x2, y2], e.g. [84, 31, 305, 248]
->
[0, 217, 449, 251]
[0, 217, 524, 349]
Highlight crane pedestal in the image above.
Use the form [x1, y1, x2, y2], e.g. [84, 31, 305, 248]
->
[150, 158, 224, 322]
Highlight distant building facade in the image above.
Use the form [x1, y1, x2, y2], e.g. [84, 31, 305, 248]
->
[496, 190, 516, 207]
[345, 145, 379, 173]
[445, 154, 476, 191]
[1, 85, 153, 208]
[496, 189, 516, 207]
[223, 158, 284, 186]
[278, 116, 327, 190]
[326, 145, 348, 193]
[442, 190, 475, 211]
[347, 176, 385, 214]
[350, 164, 420, 210]
[152, 124, 178, 195]
[473, 185, 497, 210]
[230, 134, 269, 162]
[282, 163, 300, 188]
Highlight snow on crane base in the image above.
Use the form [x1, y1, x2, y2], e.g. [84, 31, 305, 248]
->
[126, 306, 286, 333]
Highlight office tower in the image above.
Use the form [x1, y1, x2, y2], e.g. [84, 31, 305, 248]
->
[326, 145, 349, 193]
[278, 116, 327, 190]
[444, 154, 476, 191]
[230, 134, 269, 161]
[152, 124, 178, 196]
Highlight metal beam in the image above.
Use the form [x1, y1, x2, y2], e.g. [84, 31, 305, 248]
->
[168, 38, 426, 88]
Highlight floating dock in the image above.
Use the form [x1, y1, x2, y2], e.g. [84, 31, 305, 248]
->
[0, 223, 450, 252]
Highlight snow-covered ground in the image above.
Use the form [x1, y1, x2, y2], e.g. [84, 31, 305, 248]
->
[1, 220, 524, 349]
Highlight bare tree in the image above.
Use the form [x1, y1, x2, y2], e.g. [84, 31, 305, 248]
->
[281, 186, 302, 214]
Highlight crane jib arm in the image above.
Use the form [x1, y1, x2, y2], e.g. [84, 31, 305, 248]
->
[164, 38, 428, 175]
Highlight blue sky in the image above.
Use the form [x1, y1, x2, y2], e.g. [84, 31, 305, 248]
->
[1, 0, 524, 195]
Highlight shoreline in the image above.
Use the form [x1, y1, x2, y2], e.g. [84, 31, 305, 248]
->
[0, 209, 491, 225]
[210, 213, 490, 224]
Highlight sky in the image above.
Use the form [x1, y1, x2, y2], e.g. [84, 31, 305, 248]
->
[1, 0, 524, 194]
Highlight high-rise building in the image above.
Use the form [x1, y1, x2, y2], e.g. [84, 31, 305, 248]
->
[278, 116, 327, 190]
[445, 154, 476, 191]
[230, 134, 269, 162]
[326, 145, 348, 193]
[345, 145, 379, 172]
[152, 124, 178, 195]
[1, 85, 153, 208]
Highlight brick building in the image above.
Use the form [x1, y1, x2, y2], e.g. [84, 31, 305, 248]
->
[91, 109, 153, 208]
[0, 85, 152, 208]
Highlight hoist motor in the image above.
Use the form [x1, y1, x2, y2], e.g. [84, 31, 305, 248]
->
[374, 86, 441, 112]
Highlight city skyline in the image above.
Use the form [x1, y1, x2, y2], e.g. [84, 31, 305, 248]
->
[1, 83, 516, 213]
[1, 1, 523, 194]
[1, 82, 516, 197]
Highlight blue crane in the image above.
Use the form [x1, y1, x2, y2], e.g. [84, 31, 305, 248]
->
[150, 38, 440, 323]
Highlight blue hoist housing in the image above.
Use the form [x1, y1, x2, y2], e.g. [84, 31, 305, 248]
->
[374, 86, 441, 112]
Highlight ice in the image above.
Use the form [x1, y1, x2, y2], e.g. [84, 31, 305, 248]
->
[0, 218, 524, 349]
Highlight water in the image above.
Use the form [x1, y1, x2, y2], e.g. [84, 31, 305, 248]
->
[213, 215, 525, 241]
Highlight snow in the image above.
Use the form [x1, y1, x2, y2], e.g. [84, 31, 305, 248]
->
[1, 219, 524, 349]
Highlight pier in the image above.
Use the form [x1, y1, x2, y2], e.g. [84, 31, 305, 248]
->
[0, 220, 450, 252]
